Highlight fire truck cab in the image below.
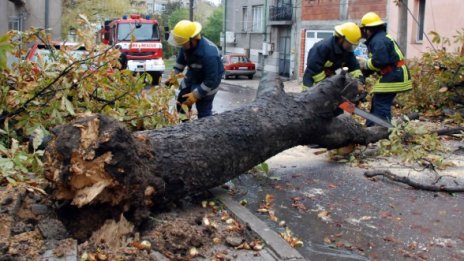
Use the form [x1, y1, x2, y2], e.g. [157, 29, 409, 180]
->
[100, 14, 165, 85]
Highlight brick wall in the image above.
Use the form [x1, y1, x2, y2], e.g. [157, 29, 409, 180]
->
[301, 0, 387, 21]
[298, 0, 388, 80]
[302, 0, 341, 20]
[348, 0, 387, 19]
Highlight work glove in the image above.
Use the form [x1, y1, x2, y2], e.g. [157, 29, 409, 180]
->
[182, 91, 200, 107]
[164, 77, 177, 87]
[357, 57, 367, 70]
[353, 90, 368, 105]
[164, 72, 183, 88]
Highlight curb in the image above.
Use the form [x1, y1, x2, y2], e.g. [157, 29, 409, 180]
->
[211, 188, 306, 261]
[221, 79, 261, 90]
[221, 79, 302, 94]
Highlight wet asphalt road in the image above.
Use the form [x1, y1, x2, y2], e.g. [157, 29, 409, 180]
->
[211, 81, 464, 261]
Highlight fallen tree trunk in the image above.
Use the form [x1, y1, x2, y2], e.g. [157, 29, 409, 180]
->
[44, 73, 388, 228]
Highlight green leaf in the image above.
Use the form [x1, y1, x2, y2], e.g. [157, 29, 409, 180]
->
[10, 138, 19, 154]
[0, 34, 14, 69]
[429, 31, 441, 44]
[6, 176, 17, 185]
[0, 157, 14, 171]
[64, 97, 75, 115]
[32, 128, 45, 151]
[261, 162, 269, 174]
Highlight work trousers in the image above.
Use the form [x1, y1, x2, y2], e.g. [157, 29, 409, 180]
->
[366, 92, 397, 127]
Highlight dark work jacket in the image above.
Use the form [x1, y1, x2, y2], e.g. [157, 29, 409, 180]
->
[119, 52, 127, 70]
[303, 36, 362, 87]
[364, 30, 412, 93]
[173, 37, 224, 98]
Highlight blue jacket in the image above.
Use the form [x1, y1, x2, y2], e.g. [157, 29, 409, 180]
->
[364, 30, 412, 93]
[303, 36, 363, 87]
[173, 37, 224, 98]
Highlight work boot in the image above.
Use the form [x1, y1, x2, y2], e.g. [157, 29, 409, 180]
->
[334, 144, 355, 156]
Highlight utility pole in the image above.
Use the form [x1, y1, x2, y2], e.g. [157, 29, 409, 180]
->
[263, 0, 268, 72]
[340, 0, 348, 20]
[398, 0, 408, 56]
[223, 0, 227, 55]
[189, 0, 194, 21]
[44, 0, 49, 29]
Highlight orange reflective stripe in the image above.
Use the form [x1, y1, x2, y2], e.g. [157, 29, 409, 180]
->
[396, 60, 405, 67]
[380, 60, 405, 75]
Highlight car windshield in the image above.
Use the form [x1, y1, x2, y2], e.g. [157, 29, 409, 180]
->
[31, 49, 87, 64]
[29, 44, 89, 69]
[117, 23, 160, 41]
[6, 53, 19, 69]
[230, 56, 250, 63]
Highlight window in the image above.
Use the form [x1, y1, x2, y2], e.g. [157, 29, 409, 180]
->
[277, 0, 292, 7]
[154, 3, 165, 12]
[306, 31, 332, 39]
[252, 5, 264, 32]
[242, 7, 248, 32]
[8, 16, 23, 31]
[230, 56, 250, 63]
[147, 3, 154, 13]
[117, 23, 160, 41]
[417, 0, 426, 42]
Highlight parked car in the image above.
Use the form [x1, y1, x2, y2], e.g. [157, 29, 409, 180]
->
[26, 42, 89, 72]
[6, 53, 19, 70]
[26, 42, 87, 62]
[222, 54, 256, 79]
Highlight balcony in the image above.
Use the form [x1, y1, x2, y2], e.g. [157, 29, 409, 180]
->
[9, 0, 25, 6]
[269, 4, 292, 25]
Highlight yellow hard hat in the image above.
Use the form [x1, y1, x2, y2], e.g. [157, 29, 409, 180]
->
[360, 12, 385, 28]
[334, 22, 361, 45]
[168, 20, 202, 46]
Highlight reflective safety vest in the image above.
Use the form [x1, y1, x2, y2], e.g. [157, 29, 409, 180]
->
[303, 36, 363, 87]
[174, 37, 224, 98]
[365, 31, 412, 93]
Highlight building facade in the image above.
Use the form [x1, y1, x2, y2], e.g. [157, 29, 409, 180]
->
[388, 0, 464, 57]
[0, 0, 63, 40]
[146, 0, 169, 14]
[223, 0, 297, 78]
[297, 0, 387, 79]
[225, 0, 464, 81]
[139, 0, 191, 14]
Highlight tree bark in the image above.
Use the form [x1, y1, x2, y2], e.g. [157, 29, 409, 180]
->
[44, 73, 389, 225]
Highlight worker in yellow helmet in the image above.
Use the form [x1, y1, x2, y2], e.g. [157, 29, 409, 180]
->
[303, 22, 364, 87]
[167, 20, 224, 118]
[358, 12, 412, 126]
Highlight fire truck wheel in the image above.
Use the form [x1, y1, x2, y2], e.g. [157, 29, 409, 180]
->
[149, 72, 162, 86]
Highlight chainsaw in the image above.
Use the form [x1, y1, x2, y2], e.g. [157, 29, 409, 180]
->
[339, 99, 393, 128]
[337, 67, 393, 128]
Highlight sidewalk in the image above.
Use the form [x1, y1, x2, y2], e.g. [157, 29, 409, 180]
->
[211, 188, 306, 261]
[221, 76, 303, 94]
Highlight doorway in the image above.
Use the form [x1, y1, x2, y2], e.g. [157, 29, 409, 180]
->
[278, 32, 291, 77]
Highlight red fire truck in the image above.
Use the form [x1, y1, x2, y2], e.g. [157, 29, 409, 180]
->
[99, 14, 165, 85]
